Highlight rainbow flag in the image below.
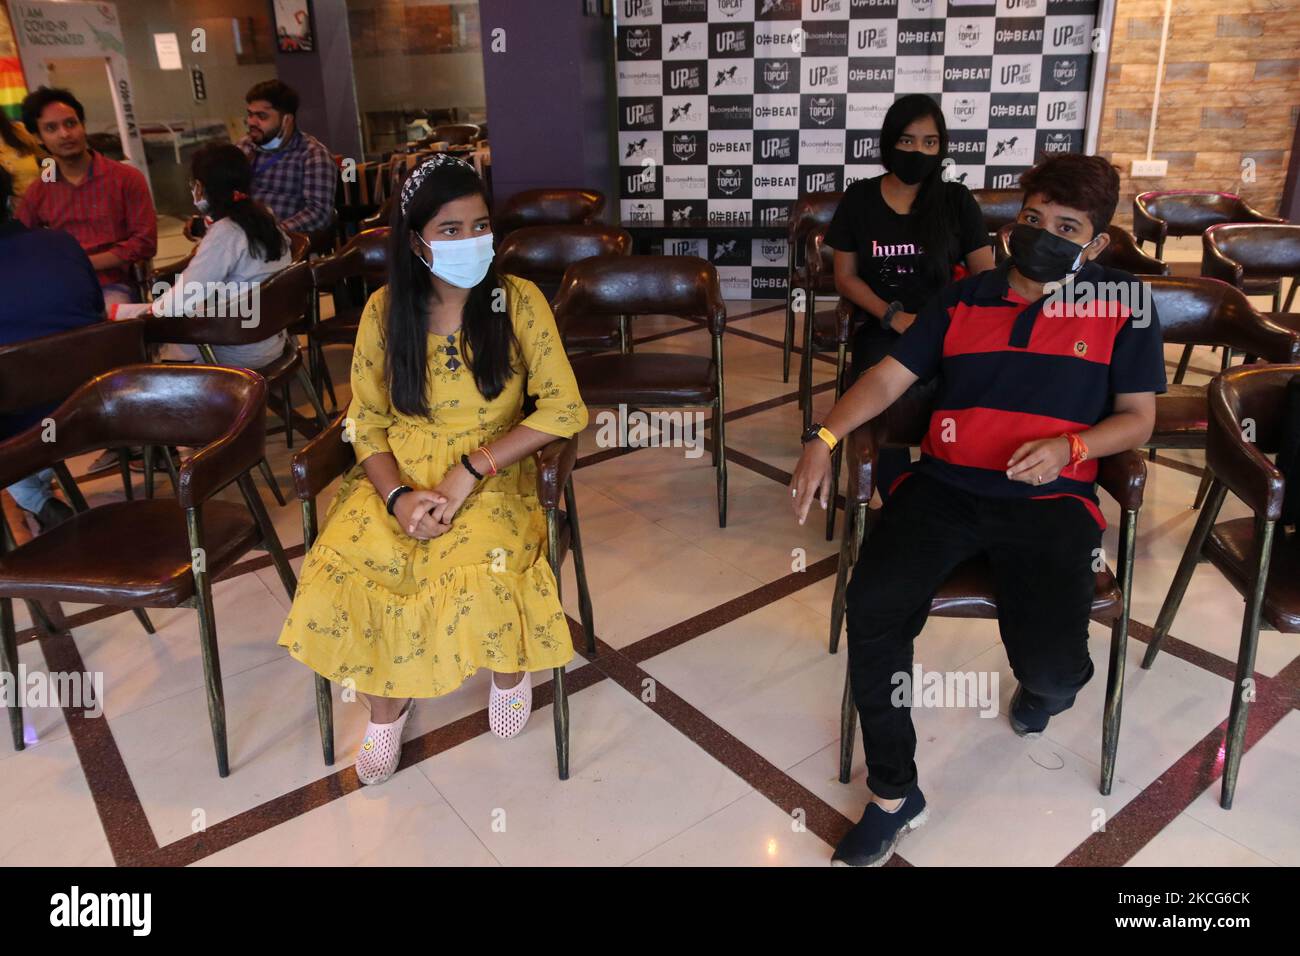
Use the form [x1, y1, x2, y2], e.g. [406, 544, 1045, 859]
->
[0, 4, 25, 121]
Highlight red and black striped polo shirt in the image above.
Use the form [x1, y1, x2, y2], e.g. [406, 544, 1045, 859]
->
[888, 260, 1168, 526]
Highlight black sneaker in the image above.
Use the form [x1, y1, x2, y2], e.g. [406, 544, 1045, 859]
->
[32, 497, 74, 534]
[831, 784, 928, 867]
[1009, 684, 1050, 738]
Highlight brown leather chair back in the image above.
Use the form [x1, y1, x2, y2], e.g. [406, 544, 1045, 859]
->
[497, 224, 633, 303]
[1206, 364, 1300, 522]
[288, 231, 312, 262]
[1202, 223, 1300, 284]
[972, 188, 1023, 234]
[0, 364, 267, 509]
[1146, 275, 1298, 361]
[290, 413, 355, 501]
[0, 319, 148, 416]
[495, 188, 606, 237]
[788, 191, 843, 253]
[143, 260, 314, 346]
[1134, 190, 1284, 245]
[553, 256, 726, 335]
[311, 227, 391, 289]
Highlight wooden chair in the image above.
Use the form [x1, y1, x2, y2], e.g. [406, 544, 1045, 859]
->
[0, 319, 160, 636]
[289, 414, 596, 779]
[1144, 364, 1300, 808]
[783, 192, 842, 384]
[1134, 190, 1285, 261]
[827, 390, 1147, 795]
[0, 364, 302, 777]
[1202, 222, 1300, 316]
[496, 224, 633, 354]
[306, 227, 391, 409]
[972, 187, 1023, 237]
[555, 256, 730, 526]
[493, 188, 605, 240]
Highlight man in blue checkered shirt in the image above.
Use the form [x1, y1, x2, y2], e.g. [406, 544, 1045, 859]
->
[237, 80, 337, 236]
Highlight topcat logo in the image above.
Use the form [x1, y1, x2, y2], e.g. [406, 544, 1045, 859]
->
[625, 29, 655, 57]
[905, 0, 933, 12]
[807, 64, 840, 87]
[627, 202, 655, 222]
[717, 0, 745, 15]
[956, 22, 981, 48]
[764, 60, 792, 89]
[759, 240, 785, 262]
[1041, 131, 1073, 152]
[671, 133, 699, 161]
[854, 26, 890, 50]
[623, 0, 655, 16]
[1000, 62, 1034, 86]
[808, 96, 838, 125]
[951, 97, 979, 124]
[714, 29, 748, 54]
[1052, 58, 1079, 86]
[715, 167, 744, 195]
[1053, 23, 1087, 48]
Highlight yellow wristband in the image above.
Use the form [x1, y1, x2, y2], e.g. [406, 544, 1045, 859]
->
[816, 426, 838, 451]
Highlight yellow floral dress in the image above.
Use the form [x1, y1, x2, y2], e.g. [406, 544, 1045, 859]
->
[278, 276, 589, 698]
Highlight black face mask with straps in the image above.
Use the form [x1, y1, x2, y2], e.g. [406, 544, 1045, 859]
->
[1008, 223, 1093, 283]
[888, 146, 941, 186]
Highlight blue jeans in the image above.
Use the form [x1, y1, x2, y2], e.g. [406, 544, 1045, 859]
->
[7, 469, 55, 513]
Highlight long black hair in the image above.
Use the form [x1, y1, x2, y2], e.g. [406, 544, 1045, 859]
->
[0, 112, 34, 155]
[880, 93, 953, 286]
[191, 143, 286, 262]
[385, 160, 515, 416]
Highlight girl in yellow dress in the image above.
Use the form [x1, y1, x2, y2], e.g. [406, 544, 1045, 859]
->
[278, 155, 588, 784]
[0, 113, 42, 200]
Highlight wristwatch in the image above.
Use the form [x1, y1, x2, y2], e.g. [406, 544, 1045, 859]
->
[801, 423, 838, 452]
[881, 300, 904, 332]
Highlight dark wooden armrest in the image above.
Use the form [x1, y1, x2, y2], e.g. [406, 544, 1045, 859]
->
[178, 376, 268, 509]
[290, 414, 357, 501]
[1206, 374, 1286, 521]
[1097, 450, 1147, 513]
[1201, 235, 1243, 286]
[534, 436, 578, 510]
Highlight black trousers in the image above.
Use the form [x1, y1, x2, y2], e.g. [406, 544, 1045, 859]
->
[844, 472, 1103, 799]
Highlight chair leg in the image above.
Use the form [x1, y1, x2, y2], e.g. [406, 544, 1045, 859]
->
[1220, 517, 1275, 809]
[564, 480, 596, 657]
[1192, 469, 1214, 510]
[1144, 479, 1227, 669]
[552, 665, 570, 781]
[132, 609, 156, 635]
[281, 382, 295, 449]
[256, 458, 287, 508]
[782, 291, 795, 383]
[839, 662, 856, 784]
[1101, 508, 1138, 795]
[829, 502, 865, 654]
[117, 449, 134, 501]
[315, 673, 335, 766]
[715, 401, 728, 529]
[801, 289, 816, 432]
[1172, 344, 1194, 385]
[294, 365, 331, 433]
[237, 474, 297, 600]
[143, 445, 156, 499]
[0, 597, 24, 751]
[1284, 276, 1298, 312]
[188, 507, 229, 777]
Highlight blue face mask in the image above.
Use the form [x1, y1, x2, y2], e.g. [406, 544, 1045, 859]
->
[259, 132, 284, 151]
[417, 232, 495, 289]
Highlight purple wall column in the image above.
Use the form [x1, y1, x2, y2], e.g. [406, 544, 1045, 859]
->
[478, 0, 617, 217]
[271, 0, 364, 161]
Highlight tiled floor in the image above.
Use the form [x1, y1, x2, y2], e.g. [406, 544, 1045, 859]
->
[2, 235, 1299, 867]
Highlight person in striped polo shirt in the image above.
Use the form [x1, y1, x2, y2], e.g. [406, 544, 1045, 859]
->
[791, 154, 1167, 867]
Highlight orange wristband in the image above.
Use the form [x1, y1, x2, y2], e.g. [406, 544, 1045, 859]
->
[1062, 433, 1089, 466]
[477, 445, 498, 476]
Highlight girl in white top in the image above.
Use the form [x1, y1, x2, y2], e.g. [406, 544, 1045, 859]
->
[119, 143, 294, 368]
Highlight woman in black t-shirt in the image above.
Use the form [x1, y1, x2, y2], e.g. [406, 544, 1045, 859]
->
[823, 94, 994, 499]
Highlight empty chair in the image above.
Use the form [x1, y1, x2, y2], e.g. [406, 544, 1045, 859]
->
[1144, 364, 1300, 808]
[827, 391, 1148, 795]
[1202, 222, 1300, 316]
[494, 188, 605, 239]
[554, 256, 730, 526]
[783, 192, 843, 383]
[1134, 190, 1285, 260]
[0, 364, 304, 776]
[306, 227, 391, 407]
[496, 223, 633, 353]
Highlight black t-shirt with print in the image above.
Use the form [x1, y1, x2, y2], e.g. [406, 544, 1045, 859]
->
[824, 175, 990, 318]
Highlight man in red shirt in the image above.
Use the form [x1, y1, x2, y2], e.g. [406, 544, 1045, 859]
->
[17, 87, 157, 306]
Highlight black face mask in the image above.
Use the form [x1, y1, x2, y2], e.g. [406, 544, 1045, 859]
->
[1008, 223, 1092, 283]
[888, 146, 940, 185]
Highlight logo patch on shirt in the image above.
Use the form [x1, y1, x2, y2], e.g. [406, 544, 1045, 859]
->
[1073, 340, 1088, 356]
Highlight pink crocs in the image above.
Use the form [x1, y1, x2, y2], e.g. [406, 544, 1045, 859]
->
[488, 672, 532, 738]
[355, 700, 413, 786]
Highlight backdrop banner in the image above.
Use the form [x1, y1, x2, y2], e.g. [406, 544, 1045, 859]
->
[615, 0, 1099, 298]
